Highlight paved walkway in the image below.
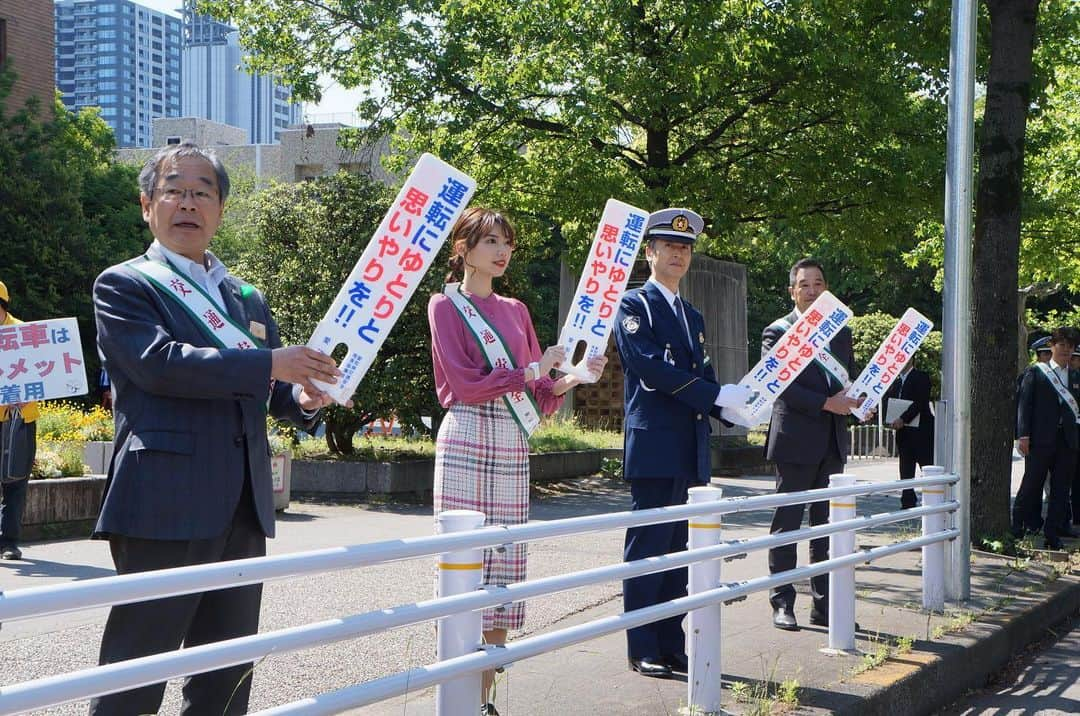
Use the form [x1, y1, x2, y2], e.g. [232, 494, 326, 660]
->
[0, 456, 1075, 715]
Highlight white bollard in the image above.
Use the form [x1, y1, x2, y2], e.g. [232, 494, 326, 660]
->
[435, 510, 486, 716]
[920, 465, 946, 612]
[824, 473, 858, 654]
[686, 486, 724, 715]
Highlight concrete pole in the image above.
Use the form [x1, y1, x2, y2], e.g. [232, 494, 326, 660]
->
[920, 466, 947, 612]
[942, 0, 978, 602]
[825, 474, 858, 654]
[435, 510, 486, 716]
[686, 486, 724, 715]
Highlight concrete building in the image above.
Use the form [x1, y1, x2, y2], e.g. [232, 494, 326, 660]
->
[181, 0, 300, 144]
[117, 116, 394, 186]
[54, 0, 182, 147]
[0, 0, 56, 118]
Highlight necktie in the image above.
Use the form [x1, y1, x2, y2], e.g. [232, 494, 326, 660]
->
[673, 298, 690, 345]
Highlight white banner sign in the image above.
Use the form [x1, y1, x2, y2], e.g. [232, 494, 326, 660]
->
[727, 291, 854, 426]
[307, 153, 476, 404]
[0, 318, 88, 404]
[846, 308, 934, 421]
[557, 199, 649, 381]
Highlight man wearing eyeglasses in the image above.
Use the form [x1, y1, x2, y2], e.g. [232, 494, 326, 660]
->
[90, 143, 347, 715]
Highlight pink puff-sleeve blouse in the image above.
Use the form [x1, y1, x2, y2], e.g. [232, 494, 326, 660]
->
[428, 291, 564, 416]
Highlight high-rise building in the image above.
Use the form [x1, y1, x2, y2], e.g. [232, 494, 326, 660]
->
[54, 0, 182, 148]
[1, 1, 56, 119]
[181, 1, 300, 144]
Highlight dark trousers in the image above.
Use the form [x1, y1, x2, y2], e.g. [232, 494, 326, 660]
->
[769, 447, 844, 613]
[0, 476, 28, 548]
[1011, 434, 1076, 543]
[89, 479, 266, 716]
[624, 476, 691, 659]
[1070, 459, 1080, 526]
[897, 441, 931, 510]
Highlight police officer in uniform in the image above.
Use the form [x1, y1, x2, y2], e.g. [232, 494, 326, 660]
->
[614, 208, 751, 679]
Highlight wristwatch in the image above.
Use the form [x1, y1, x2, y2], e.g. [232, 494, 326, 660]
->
[526, 361, 541, 381]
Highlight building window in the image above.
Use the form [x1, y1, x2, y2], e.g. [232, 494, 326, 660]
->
[0, 20, 7, 69]
[166, 136, 181, 145]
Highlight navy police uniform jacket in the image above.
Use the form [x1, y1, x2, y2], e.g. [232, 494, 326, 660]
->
[614, 282, 724, 485]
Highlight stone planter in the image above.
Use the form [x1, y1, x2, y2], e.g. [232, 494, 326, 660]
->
[710, 444, 773, 476]
[271, 452, 292, 511]
[21, 475, 107, 540]
[82, 441, 115, 475]
[291, 448, 627, 500]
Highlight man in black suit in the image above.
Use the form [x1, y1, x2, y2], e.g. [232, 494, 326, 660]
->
[763, 258, 860, 631]
[883, 362, 935, 509]
[1012, 327, 1080, 550]
[91, 144, 343, 715]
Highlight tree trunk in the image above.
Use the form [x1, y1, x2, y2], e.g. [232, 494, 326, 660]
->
[970, 0, 1040, 540]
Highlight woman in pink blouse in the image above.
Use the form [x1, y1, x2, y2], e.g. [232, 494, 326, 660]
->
[428, 207, 606, 713]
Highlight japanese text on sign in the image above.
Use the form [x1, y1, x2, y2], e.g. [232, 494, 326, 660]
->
[307, 153, 476, 404]
[0, 317, 88, 404]
[726, 291, 854, 427]
[845, 308, 934, 421]
[557, 199, 649, 381]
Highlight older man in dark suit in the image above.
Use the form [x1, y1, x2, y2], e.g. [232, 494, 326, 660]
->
[884, 361, 935, 509]
[1012, 326, 1080, 550]
[763, 258, 860, 631]
[614, 208, 750, 679]
[90, 143, 343, 715]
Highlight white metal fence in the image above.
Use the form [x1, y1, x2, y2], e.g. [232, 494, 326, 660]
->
[0, 469, 960, 715]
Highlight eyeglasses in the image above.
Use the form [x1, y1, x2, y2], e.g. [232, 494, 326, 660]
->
[153, 185, 219, 204]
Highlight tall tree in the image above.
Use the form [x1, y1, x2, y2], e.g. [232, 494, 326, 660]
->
[970, 0, 1040, 538]
[206, 0, 949, 268]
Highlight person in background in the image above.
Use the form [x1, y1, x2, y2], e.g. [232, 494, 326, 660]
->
[762, 258, 859, 631]
[427, 206, 606, 715]
[0, 280, 39, 561]
[883, 360, 935, 509]
[1013, 327, 1080, 550]
[99, 367, 112, 410]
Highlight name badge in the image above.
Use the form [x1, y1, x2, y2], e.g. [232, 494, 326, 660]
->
[249, 321, 267, 340]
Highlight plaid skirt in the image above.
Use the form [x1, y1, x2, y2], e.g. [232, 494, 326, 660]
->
[434, 400, 530, 630]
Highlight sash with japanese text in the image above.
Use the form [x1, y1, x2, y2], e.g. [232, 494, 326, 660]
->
[444, 283, 542, 437]
[1034, 361, 1080, 423]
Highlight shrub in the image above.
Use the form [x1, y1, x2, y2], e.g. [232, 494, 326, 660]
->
[36, 402, 113, 442]
[32, 442, 88, 478]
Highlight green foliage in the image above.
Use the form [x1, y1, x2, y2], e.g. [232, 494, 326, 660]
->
[527, 416, 622, 452]
[228, 172, 439, 451]
[204, 0, 950, 309]
[32, 442, 88, 479]
[0, 68, 147, 398]
[849, 311, 943, 397]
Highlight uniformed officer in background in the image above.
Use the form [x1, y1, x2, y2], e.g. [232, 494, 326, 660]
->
[613, 208, 751, 679]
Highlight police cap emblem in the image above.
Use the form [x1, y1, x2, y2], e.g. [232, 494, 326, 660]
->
[672, 215, 690, 232]
[622, 316, 640, 334]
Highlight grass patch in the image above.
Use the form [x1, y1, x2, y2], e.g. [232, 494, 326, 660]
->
[728, 657, 800, 714]
[528, 416, 622, 452]
[850, 633, 918, 677]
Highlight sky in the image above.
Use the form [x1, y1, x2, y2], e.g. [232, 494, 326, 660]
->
[136, 0, 365, 120]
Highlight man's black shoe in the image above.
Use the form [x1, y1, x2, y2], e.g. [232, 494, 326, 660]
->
[629, 656, 673, 679]
[772, 607, 798, 631]
[663, 653, 689, 673]
[0, 546, 21, 560]
[481, 703, 500, 716]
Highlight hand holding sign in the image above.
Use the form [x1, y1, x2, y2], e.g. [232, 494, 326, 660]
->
[306, 154, 476, 405]
[557, 199, 650, 382]
[844, 308, 934, 421]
